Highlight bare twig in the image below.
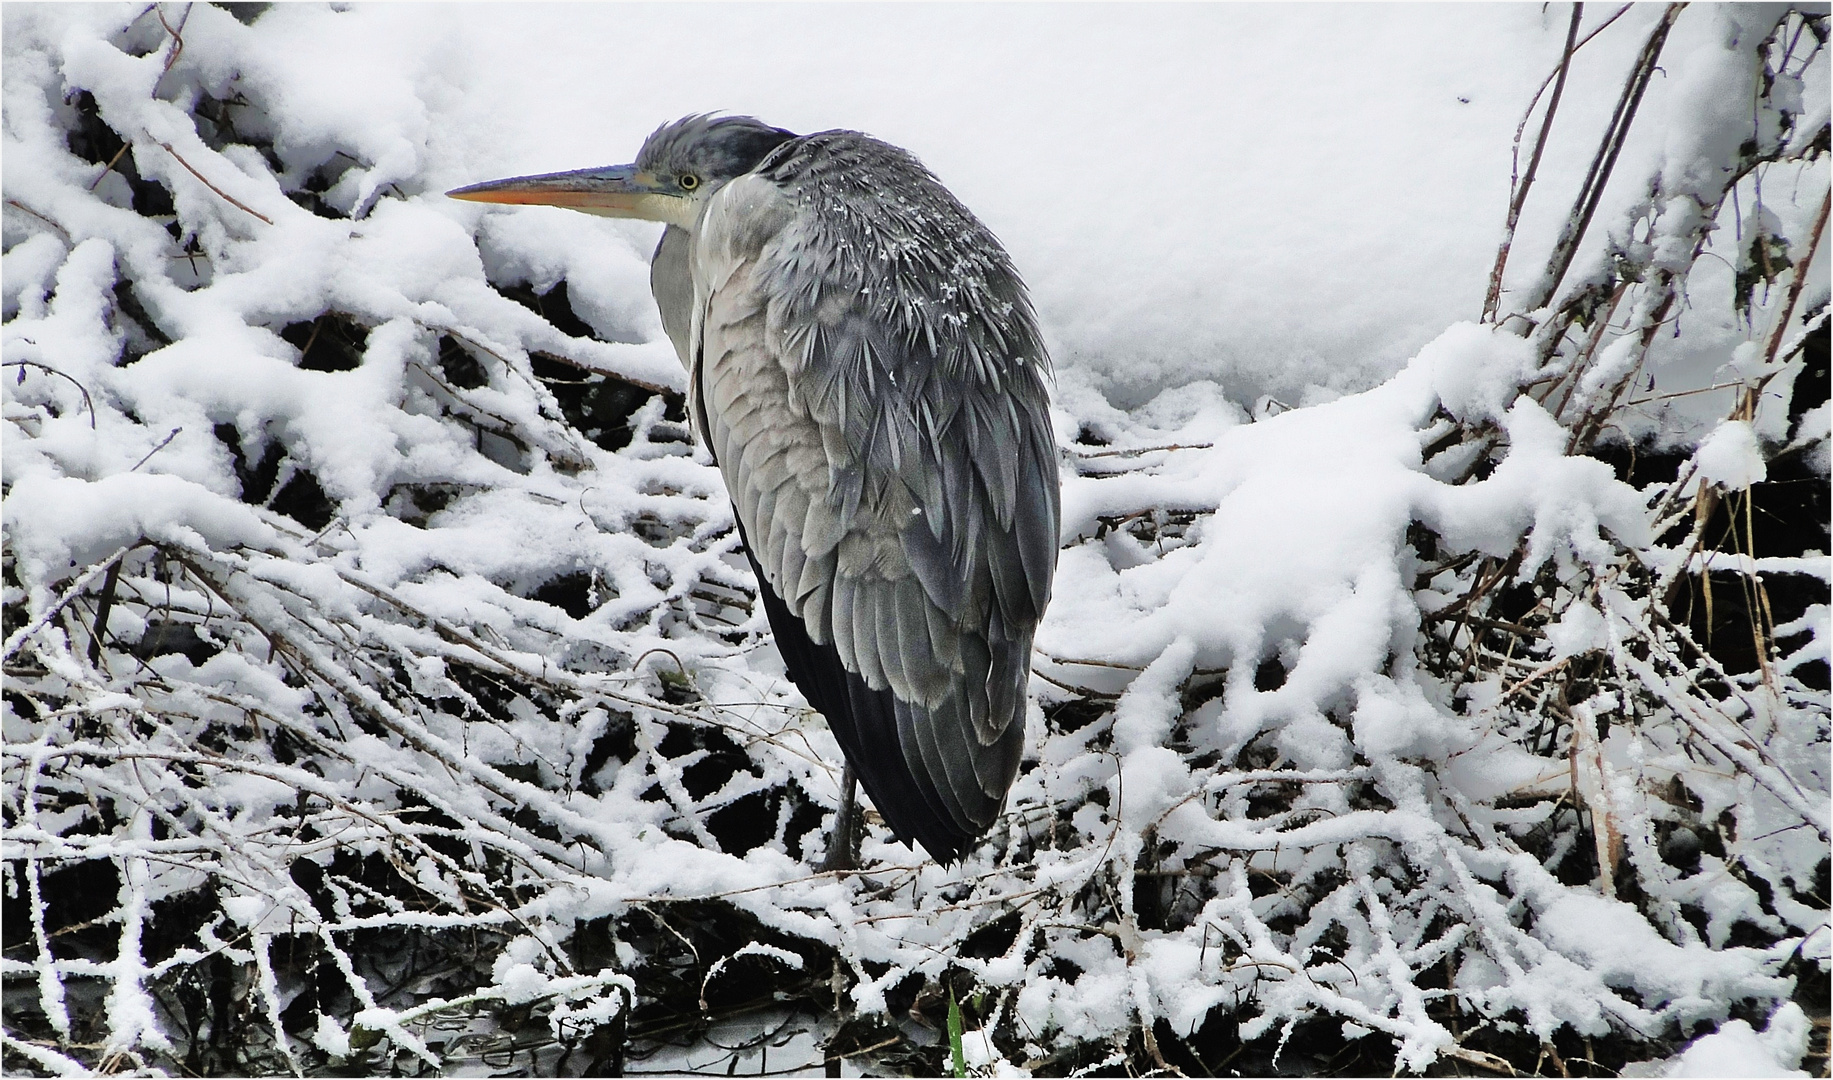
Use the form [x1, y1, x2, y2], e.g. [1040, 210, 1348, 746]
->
[4, 200, 70, 241]
[1757, 185, 1830, 374]
[1444, 1044, 1520, 1076]
[440, 323, 682, 399]
[1, 545, 140, 663]
[152, 3, 193, 93]
[1074, 442, 1215, 460]
[1518, 4, 1685, 323]
[87, 144, 132, 193]
[1485, 3, 1586, 323]
[86, 558, 125, 666]
[128, 427, 182, 472]
[1031, 667, 1120, 700]
[4, 361, 98, 428]
[153, 139, 274, 225]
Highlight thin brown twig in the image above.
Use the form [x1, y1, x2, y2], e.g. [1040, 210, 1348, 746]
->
[1040, 654, 1146, 672]
[1573, 5, 1636, 50]
[825, 1034, 902, 1064]
[1520, 4, 1685, 323]
[449, 324, 681, 399]
[85, 559, 125, 667]
[152, 3, 193, 93]
[1499, 656, 1573, 703]
[128, 427, 182, 472]
[1567, 287, 1678, 454]
[153, 139, 274, 224]
[1444, 1044, 1521, 1076]
[1485, 2, 1586, 323]
[408, 358, 591, 469]
[1547, 279, 1629, 421]
[3, 361, 98, 428]
[1075, 442, 1214, 460]
[1757, 185, 1830, 374]
[87, 144, 132, 193]
[4, 200, 70, 241]
[1505, 0, 1637, 188]
[1624, 380, 1765, 407]
[1429, 614, 1540, 638]
[1031, 667, 1119, 700]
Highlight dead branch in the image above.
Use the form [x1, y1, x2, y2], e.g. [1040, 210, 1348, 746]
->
[1517, 4, 1684, 324]
[4, 360, 98, 428]
[1484, 3, 1586, 323]
[153, 138, 274, 225]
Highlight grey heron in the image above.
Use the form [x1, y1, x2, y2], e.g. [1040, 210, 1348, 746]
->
[450, 116, 1059, 866]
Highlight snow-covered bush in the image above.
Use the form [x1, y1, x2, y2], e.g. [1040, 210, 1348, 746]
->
[3, 4, 1827, 1076]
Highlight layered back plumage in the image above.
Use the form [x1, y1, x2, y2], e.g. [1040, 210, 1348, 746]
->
[648, 120, 1059, 863]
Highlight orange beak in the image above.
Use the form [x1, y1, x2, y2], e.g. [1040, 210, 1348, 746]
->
[447, 164, 687, 223]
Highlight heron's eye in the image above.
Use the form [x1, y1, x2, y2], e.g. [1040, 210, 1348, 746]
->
[678, 174, 699, 191]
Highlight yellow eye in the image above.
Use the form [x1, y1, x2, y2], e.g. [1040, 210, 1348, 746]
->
[678, 174, 699, 191]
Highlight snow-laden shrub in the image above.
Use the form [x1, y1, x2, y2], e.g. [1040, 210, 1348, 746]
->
[3, 4, 1827, 1076]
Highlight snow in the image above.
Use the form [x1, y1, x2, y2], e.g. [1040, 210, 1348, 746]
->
[2, 3, 1827, 1077]
[20, 3, 1813, 409]
[1546, 603, 1608, 659]
[1420, 322, 1541, 425]
[1660, 1004, 1813, 1078]
[310, 1014, 352, 1059]
[4, 472, 280, 591]
[727, 942, 805, 971]
[1696, 419, 1771, 489]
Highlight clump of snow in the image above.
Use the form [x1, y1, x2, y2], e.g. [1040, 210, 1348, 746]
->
[729, 942, 805, 970]
[1545, 603, 1608, 659]
[219, 894, 268, 927]
[1695, 419, 1770, 489]
[1664, 1007, 1812, 1079]
[1421, 321, 1540, 424]
[310, 1014, 352, 1058]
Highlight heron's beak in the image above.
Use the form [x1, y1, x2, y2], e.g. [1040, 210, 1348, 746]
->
[446, 164, 690, 225]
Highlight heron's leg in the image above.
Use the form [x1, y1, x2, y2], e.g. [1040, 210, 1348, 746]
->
[819, 764, 859, 872]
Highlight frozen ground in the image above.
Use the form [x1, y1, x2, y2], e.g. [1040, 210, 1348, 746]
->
[3, 3, 1828, 1077]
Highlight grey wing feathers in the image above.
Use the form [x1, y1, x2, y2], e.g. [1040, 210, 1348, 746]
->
[651, 225, 694, 364]
[690, 134, 1059, 859]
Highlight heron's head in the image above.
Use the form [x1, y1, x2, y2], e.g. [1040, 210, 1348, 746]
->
[447, 115, 796, 230]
